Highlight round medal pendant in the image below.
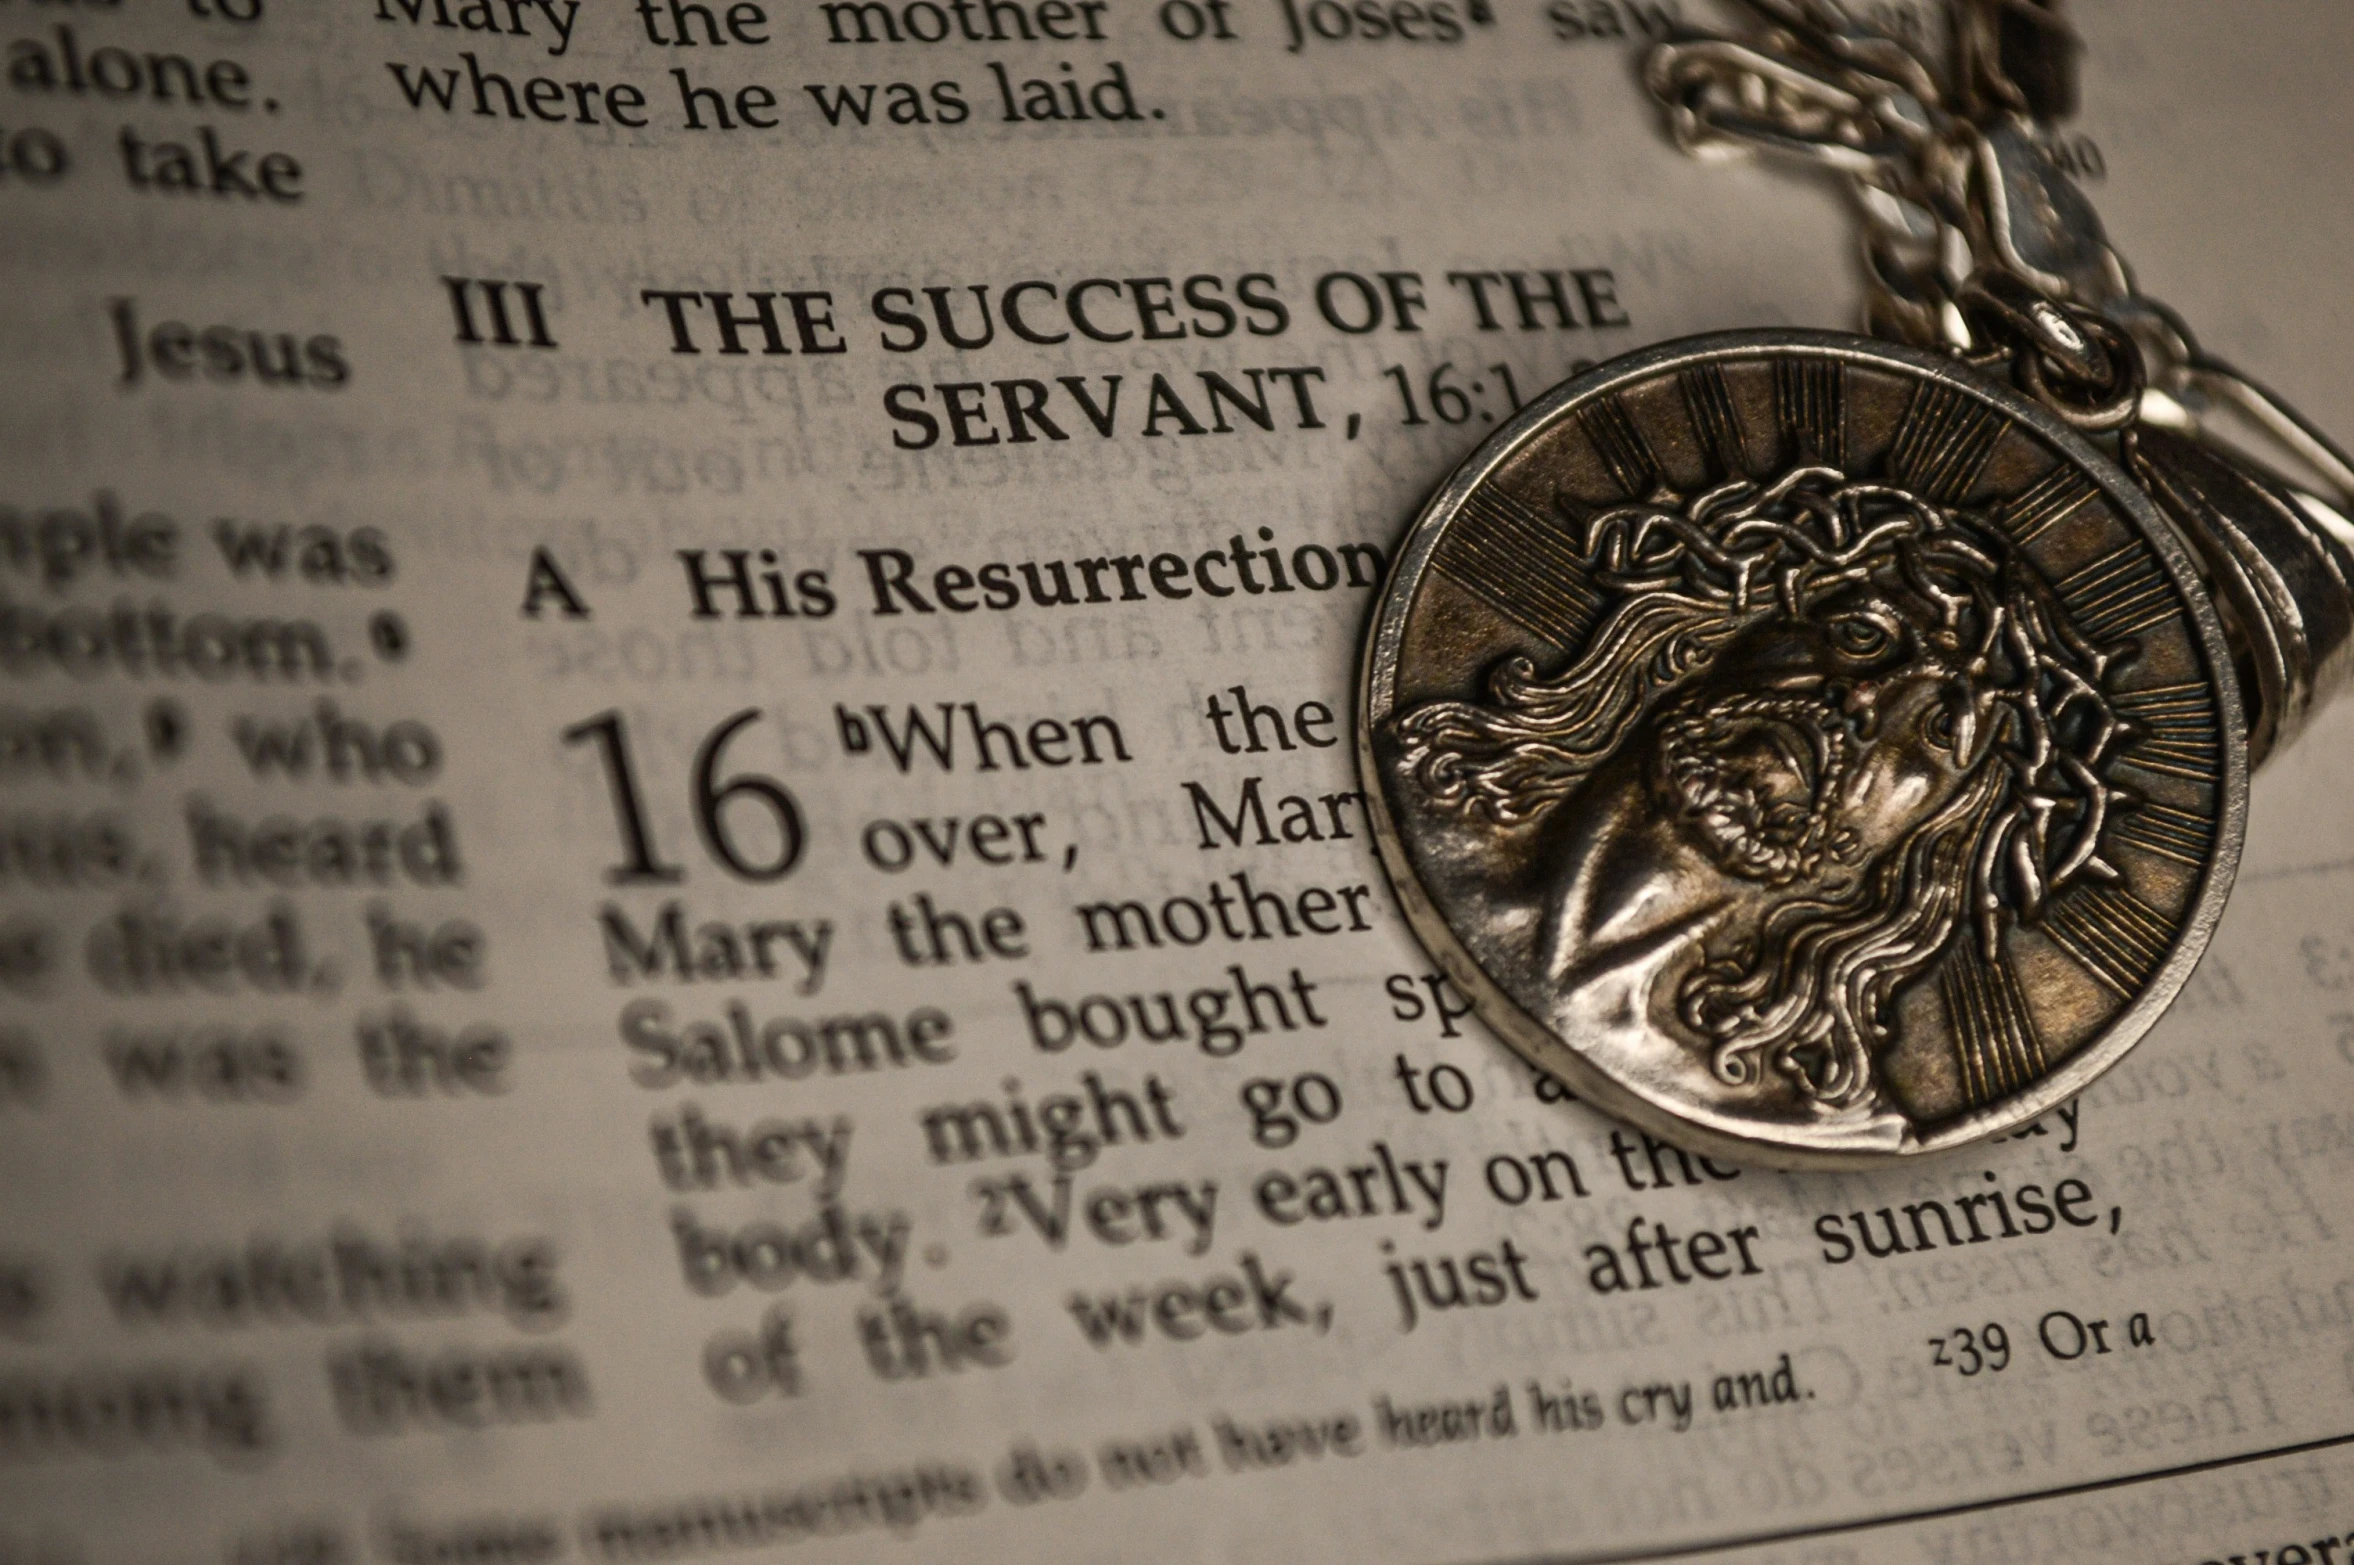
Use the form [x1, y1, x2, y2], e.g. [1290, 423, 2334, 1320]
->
[1359, 331, 2247, 1167]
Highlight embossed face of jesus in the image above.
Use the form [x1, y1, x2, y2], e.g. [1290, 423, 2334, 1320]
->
[1646, 573, 1978, 893]
[1394, 464, 2137, 1110]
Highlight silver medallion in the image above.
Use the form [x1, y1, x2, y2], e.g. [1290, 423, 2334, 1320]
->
[1358, 331, 2247, 1166]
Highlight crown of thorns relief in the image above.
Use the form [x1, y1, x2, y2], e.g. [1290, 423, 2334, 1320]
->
[1400, 462, 2144, 949]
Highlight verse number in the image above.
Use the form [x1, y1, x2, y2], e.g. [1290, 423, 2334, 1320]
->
[563, 709, 806, 886]
[1381, 361, 1522, 427]
[1929, 1323, 2011, 1377]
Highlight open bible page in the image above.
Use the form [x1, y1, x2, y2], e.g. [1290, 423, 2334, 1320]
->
[3, 1, 2353, 1562]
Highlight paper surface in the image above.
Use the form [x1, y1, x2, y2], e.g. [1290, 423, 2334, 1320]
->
[4, 2, 2354, 1562]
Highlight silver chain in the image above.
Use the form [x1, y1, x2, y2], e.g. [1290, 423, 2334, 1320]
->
[1648, 2, 2115, 348]
[1645, 0, 2354, 763]
[1646, 0, 2354, 477]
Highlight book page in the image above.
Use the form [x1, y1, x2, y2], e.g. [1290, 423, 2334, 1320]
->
[4, 1, 2353, 1562]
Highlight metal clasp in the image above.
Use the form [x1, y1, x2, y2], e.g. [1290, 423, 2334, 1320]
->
[1968, 119, 2126, 307]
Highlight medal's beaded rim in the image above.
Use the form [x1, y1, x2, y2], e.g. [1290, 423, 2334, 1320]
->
[1355, 328, 2250, 1170]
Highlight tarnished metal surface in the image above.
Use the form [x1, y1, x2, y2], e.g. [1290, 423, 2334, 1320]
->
[1360, 332, 2245, 1167]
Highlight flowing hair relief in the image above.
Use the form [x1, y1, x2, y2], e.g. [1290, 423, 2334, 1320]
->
[1395, 591, 1755, 825]
[1681, 764, 2011, 1108]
